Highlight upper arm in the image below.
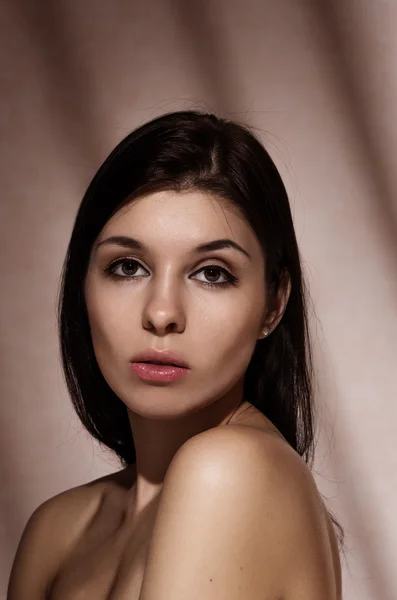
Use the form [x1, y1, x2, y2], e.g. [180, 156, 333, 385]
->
[138, 427, 337, 600]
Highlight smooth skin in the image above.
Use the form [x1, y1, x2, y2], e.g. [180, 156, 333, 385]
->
[7, 190, 341, 599]
[138, 425, 340, 600]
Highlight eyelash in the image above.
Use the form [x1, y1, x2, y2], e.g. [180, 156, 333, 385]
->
[103, 258, 239, 288]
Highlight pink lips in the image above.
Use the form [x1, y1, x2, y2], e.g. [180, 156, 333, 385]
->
[130, 362, 190, 383]
[130, 348, 190, 383]
[131, 348, 189, 369]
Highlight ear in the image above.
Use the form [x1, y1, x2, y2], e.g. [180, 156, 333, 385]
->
[258, 271, 291, 339]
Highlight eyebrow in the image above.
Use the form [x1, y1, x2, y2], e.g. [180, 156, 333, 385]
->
[95, 235, 252, 261]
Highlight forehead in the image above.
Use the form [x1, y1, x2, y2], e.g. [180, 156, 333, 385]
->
[101, 190, 262, 255]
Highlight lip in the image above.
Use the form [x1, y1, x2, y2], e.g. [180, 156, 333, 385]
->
[130, 362, 189, 383]
[130, 349, 190, 369]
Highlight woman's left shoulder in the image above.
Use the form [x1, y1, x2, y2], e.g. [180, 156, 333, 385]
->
[142, 422, 338, 600]
[175, 420, 310, 487]
[172, 422, 330, 545]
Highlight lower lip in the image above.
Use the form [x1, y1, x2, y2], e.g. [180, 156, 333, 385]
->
[130, 362, 190, 382]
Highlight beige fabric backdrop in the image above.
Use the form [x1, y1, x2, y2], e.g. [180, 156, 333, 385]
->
[1, 1, 396, 598]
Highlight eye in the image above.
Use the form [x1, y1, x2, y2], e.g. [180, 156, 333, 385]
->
[103, 258, 148, 279]
[103, 259, 238, 289]
[191, 265, 238, 288]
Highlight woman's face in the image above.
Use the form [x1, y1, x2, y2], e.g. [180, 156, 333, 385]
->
[84, 189, 269, 419]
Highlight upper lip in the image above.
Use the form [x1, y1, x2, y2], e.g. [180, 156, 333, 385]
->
[131, 349, 190, 368]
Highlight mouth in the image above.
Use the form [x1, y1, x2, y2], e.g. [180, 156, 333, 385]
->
[139, 360, 180, 367]
[130, 359, 190, 383]
[131, 349, 190, 369]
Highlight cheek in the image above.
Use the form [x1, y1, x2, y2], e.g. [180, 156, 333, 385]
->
[197, 325, 258, 404]
[218, 323, 259, 367]
[84, 281, 130, 356]
[199, 299, 262, 374]
[84, 289, 133, 391]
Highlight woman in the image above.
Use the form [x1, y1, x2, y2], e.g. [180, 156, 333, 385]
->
[8, 110, 344, 599]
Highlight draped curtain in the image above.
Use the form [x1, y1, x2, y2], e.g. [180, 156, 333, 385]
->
[1, 2, 396, 598]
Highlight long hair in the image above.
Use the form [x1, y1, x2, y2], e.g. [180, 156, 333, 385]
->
[57, 110, 345, 552]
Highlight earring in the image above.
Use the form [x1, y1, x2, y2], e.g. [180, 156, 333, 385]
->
[261, 328, 269, 338]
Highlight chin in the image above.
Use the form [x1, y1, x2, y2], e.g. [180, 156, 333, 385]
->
[122, 392, 214, 420]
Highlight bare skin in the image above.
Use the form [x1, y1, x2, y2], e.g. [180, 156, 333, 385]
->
[8, 190, 341, 599]
[42, 403, 341, 600]
[7, 402, 342, 600]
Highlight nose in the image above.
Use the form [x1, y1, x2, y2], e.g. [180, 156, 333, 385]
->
[142, 277, 186, 336]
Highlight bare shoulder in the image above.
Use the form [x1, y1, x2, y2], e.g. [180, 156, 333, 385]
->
[168, 423, 314, 495]
[7, 469, 126, 600]
[139, 426, 340, 600]
[175, 421, 299, 465]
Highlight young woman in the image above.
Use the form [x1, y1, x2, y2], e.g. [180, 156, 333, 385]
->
[8, 110, 344, 599]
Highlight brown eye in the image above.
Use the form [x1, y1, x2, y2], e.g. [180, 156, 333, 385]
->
[192, 265, 238, 288]
[104, 258, 147, 279]
[120, 260, 139, 276]
[203, 266, 222, 282]
[103, 259, 238, 288]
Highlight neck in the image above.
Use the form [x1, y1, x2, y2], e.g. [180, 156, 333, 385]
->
[125, 384, 247, 513]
